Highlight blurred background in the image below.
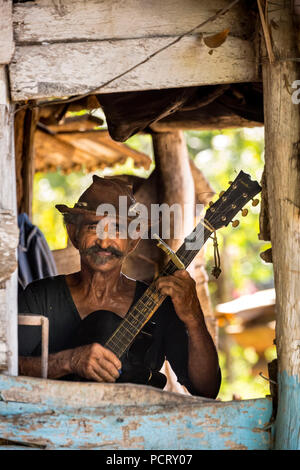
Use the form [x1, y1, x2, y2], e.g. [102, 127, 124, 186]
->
[32, 123, 275, 401]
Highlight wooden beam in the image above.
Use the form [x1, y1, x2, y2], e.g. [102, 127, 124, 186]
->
[9, 0, 258, 102]
[47, 115, 104, 133]
[14, 109, 26, 215]
[150, 115, 262, 132]
[15, 108, 39, 217]
[262, 1, 300, 450]
[9, 35, 258, 102]
[153, 131, 195, 251]
[258, 169, 271, 241]
[19, 109, 39, 218]
[13, 0, 253, 44]
[0, 0, 14, 65]
[0, 66, 18, 375]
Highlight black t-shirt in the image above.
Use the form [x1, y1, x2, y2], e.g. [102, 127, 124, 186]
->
[18, 275, 199, 393]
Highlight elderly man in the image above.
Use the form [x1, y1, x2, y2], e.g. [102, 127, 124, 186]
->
[18, 175, 221, 398]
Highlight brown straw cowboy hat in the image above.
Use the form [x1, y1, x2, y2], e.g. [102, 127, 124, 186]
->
[55, 175, 153, 225]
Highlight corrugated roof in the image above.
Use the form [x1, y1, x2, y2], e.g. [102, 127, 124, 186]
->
[34, 115, 152, 173]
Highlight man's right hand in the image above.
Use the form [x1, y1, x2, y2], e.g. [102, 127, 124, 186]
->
[69, 343, 122, 383]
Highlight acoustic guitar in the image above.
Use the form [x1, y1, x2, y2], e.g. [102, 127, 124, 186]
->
[65, 171, 261, 388]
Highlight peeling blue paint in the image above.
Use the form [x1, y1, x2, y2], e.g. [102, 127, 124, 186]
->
[275, 371, 300, 450]
[0, 401, 272, 450]
[0, 375, 272, 450]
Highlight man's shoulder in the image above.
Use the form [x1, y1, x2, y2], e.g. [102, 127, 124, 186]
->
[20, 276, 68, 309]
[18, 275, 74, 318]
[23, 275, 66, 295]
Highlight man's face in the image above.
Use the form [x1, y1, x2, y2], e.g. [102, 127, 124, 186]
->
[73, 215, 137, 272]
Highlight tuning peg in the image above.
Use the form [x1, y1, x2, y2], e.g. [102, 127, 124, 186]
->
[251, 198, 259, 207]
[209, 201, 214, 207]
[219, 191, 225, 197]
[228, 181, 233, 185]
[231, 220, 240, 228]
[240, 208, 248, 217]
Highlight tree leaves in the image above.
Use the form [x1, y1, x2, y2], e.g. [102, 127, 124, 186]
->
[204, 28, 230, 49]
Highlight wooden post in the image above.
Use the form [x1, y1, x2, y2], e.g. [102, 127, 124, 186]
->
[261, 1, 300, 449]
[0, 0, 14, 66]
[152, 131, 195, 252]
[15, 108, 39, 219]
[152, 131, 216, 340]
[152, 131, 216, 393]
[0, 66, 18, 376]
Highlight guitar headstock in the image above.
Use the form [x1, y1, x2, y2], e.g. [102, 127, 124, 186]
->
[205, 171, 262, 231]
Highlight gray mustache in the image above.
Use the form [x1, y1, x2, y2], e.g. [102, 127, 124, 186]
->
[81, 245, 123, 258]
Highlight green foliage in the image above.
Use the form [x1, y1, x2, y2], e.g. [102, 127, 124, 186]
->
[184, 128, 273, 300]
[33, 171, 92, 250]
[218, 344, 272, 401]
[184, 128, 275, 401]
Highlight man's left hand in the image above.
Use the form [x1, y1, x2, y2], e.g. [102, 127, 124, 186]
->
[155, 270, 202, 327]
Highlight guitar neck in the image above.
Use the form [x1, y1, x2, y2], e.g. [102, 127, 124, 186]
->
[104, 282, 165, 358]
[104, 221, 212, 358]
[162, 225, 212, 276]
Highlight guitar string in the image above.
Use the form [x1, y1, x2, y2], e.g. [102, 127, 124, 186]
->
[105, 287, 167, 356]
[117, 299, 167, 356]
[105, 293, 154, 346]
[105, 291, 165, 355]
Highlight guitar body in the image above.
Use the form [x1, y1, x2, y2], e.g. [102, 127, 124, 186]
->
[63, 309, 167, 389]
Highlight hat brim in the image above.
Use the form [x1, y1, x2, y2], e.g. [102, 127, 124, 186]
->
[55, 204, 158, 226]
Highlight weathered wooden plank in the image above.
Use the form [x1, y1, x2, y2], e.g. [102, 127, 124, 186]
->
[0, 210, 18, 285]
[13, 0, 253, 44]
[262, 1, 300, 450]
[0, 400, 272, 450]
[0, 0, 14, 64]
[18, 109, 39, 218]
[9, 34, 258, 101]
[0, 66, 18, 375]
[153, 131, 195, 251]
[0, 374, 203, 408]
[0, 375, 272, 450]
[151, 115, 262, 132]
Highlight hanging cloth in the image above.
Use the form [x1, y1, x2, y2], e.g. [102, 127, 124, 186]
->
[18, 213, 57, 290]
